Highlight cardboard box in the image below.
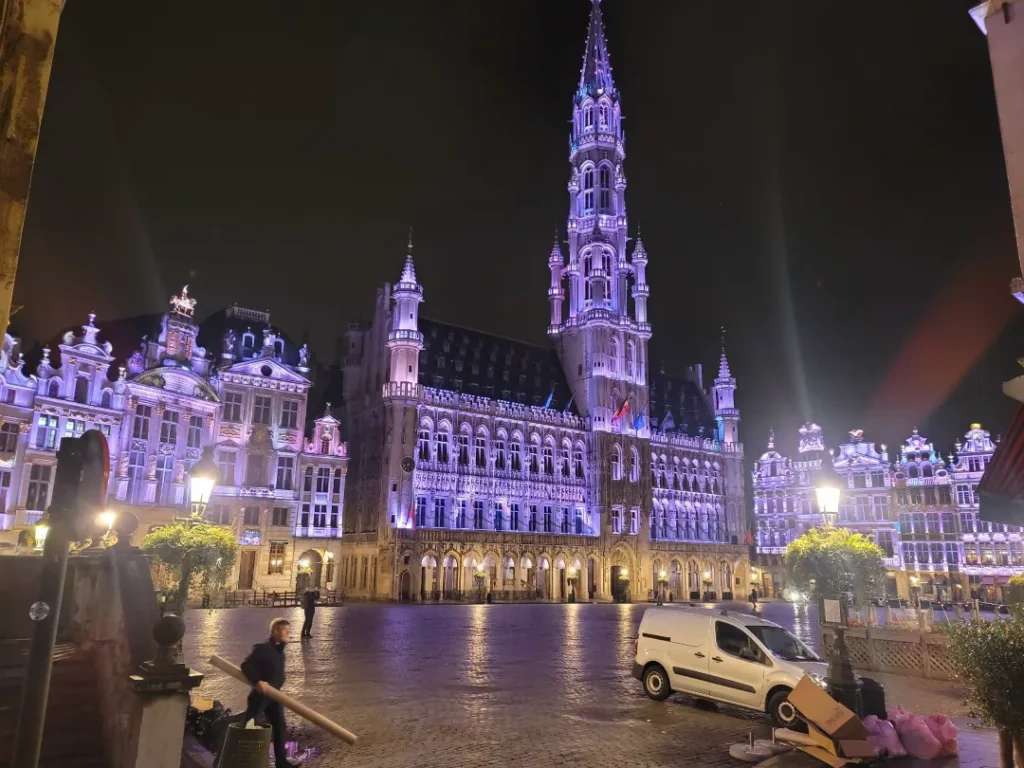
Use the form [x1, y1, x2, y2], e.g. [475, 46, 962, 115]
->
[788, 676, 868, 741]
[836, 740, 875, 759]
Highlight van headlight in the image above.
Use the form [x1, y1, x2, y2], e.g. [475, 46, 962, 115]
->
[810, 673, 828, 688]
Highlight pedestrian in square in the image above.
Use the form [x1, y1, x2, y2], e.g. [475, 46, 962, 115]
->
[301, 588, 319, 638]
[749, 587, 759, 612]
[240, 617, 296, 768]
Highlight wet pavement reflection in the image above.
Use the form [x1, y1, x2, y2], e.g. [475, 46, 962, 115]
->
[184, 602, 813, 767]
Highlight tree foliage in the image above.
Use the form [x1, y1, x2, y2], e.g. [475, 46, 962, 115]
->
[947, 608, 1024, 737]
[784, 527, 885, 601]
[142, 521, 237, 609]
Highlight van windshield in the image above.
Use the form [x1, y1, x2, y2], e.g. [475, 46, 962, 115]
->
[747, 626, 820, 662]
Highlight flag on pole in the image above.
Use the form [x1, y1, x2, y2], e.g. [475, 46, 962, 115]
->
[562, 394, 575, 414]
[632, 412, 645, 431]
[612, 399, 630, 423]
[542, 388, 555, 410]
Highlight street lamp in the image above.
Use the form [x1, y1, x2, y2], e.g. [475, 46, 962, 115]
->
[97, 509, 116, 532]
[33, 520, 49, 552]
[815, 457, 843, 527]
[188, 448, 218, 520]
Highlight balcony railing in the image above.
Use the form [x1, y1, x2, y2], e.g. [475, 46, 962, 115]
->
[293, 525, 341, 538]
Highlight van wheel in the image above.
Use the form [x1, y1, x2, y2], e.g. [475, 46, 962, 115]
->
[643, 664, 672, 701]
[767, 689, 798, 728]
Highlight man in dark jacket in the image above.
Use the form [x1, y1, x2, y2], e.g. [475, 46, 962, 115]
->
[300, 589, 319, 638]
[241, 618, 293, 768]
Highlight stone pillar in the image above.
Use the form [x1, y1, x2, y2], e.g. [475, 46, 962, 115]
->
[126, 614, 203, 768]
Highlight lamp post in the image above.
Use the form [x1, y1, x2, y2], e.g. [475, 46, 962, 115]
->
[657, 569, 668, 605]
[616, 567, 630, 603]
[187, 448, 218, 521]
[702, 569, 713, 601]
[814, 456, 860, 711]
[474, 563, 486, 603]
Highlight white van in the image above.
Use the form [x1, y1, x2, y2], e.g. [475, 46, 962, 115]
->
[632, 606, 828, 726]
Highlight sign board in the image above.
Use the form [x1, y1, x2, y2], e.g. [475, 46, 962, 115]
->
[240, 528, 262, 547]
[822, 598, 843, 626]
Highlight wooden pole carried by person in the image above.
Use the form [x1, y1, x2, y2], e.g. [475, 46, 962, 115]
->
[208, 654, 358, 745]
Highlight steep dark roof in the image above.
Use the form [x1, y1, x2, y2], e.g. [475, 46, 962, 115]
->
[196, 305, 305, 367]
[418, 318, 575, 413]
[649, 369, 717, 439]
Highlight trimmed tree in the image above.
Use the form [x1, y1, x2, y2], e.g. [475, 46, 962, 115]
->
[142, 521, 238, 611]
[784, 526, 885, 601]
[947, 608, 1024, 768]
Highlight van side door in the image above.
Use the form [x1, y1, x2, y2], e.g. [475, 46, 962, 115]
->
[659, 617, 709, 696]
[704, 621, 768, 709]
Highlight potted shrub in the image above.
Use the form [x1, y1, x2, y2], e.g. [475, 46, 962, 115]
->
[947, 607, 1024, 767]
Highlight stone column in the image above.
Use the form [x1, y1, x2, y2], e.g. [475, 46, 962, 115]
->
[126, 614, 203, 768]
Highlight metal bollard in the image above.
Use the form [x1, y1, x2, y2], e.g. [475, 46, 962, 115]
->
[215, 722, 270, 768]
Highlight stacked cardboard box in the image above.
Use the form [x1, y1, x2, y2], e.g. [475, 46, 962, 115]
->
[775, 677, 875, 767]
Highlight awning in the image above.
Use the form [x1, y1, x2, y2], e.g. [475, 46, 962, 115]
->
[979, 405, 1024, 525]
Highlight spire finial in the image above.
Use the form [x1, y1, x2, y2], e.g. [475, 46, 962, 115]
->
[578, 0, 615, 97]
[716, 325, 732, 380]
[768, 428, 775, 450]
[407, 226, 414, 253]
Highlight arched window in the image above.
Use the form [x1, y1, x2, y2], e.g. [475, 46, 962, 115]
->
[100, 389, 112, 409]
[598, 102, 608, 127]
[582, 167, 594, 213]
[629, 446, 640, 483]
[908, 465, 919, 479]
[601, 250, 611, 274]
[74, 377, 89, 404]
[241, 331, 255, 356]
[47, 379, 60, 398]
[435, 428, 450, 464]
[599, 166, 611, 211]
[611, 444, 622, 481]
[923, 464, 933, 478]
[609, 337, 619, 373]
[418, 429, 431, 461]
[625, 341, 635, 378]
[583, 104, 594, 129]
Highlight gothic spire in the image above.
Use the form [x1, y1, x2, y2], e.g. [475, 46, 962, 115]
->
[717, 326, 732, 380]
[399, 228, 418, 286]
[578, 0, 616, 99]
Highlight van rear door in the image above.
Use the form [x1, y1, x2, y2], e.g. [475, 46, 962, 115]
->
[658, 612, 709, 695]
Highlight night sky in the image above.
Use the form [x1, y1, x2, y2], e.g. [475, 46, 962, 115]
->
[14, 0, 1023, 463]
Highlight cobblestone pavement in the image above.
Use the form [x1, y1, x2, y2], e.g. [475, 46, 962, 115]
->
[183, 602, 998, 768]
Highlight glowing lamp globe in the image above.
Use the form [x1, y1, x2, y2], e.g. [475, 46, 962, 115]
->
[189, 449, 218, 507]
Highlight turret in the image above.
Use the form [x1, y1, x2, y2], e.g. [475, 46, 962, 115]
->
[713, 329, 739, 444]
[385, 233, 424, 392]
[547, 234, 565, 334]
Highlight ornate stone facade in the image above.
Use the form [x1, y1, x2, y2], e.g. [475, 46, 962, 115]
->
[0, 290, 347, 595]
[752, 422, 1023, 603]
[340, 0, 748, 602]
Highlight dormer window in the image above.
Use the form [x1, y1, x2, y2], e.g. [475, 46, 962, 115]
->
[274, 338, 284, 358]
[241, 331, 255, 356]
[321, 437, 330, 454]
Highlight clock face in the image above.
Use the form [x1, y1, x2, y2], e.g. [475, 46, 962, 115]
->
[400, 457, 415, 473]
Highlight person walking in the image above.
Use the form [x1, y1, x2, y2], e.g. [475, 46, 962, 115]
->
[301, 588, 319, 638]
[749, 587, 759, 612]
[240, 618, 296, 768]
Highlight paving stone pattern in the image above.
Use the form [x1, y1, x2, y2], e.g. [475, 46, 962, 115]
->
[183, 602, 997, 768]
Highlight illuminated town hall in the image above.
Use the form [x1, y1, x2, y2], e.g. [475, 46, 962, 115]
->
[339, 0, 749, 601]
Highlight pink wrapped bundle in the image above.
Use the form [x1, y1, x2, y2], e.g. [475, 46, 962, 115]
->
[925, 714, 959, 756]
[894, 713, 943, 760]
[862, 715, 907, 758]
